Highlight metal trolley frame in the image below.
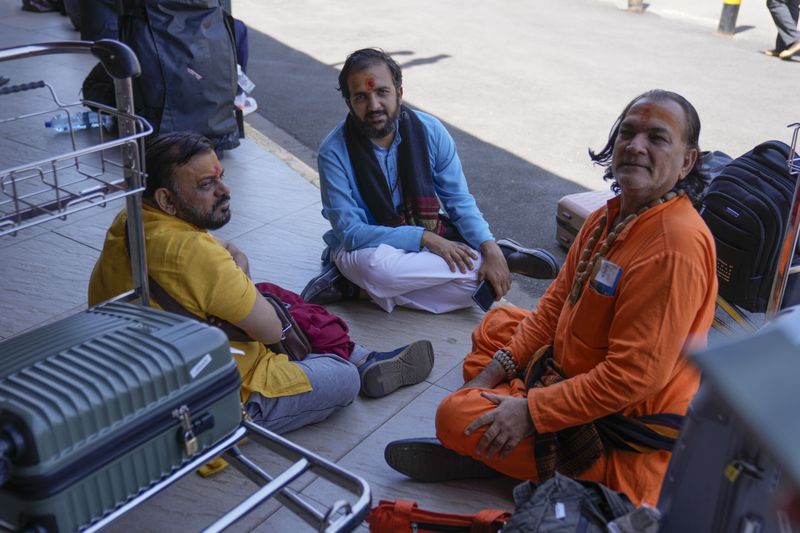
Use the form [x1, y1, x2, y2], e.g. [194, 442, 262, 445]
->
[0, 40, 151, 306]
[0, 41, 369, 532]
[765, 123, 800, 318]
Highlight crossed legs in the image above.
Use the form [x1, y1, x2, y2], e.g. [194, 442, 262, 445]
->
[334, 243, 481, 313]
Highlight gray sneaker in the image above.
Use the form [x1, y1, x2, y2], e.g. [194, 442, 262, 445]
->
[359, 340, 434, 398]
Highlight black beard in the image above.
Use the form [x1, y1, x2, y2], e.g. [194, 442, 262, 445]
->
[352, 102, 401, 139]
[357, 114, 397, 139]
[174, 195, 231, 230]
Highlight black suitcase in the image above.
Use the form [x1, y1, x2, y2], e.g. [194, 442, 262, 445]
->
[657, 305, 800, 533]
[658, 384, 784, 533]
[0, 302, 241, 532]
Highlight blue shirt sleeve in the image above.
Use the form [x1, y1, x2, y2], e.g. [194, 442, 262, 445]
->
[318, 113, 493, 252]
[418, 112, 493, 249]
[319, 123, 424, 252]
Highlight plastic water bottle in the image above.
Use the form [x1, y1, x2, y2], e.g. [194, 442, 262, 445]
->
[44, 110, 112, 133]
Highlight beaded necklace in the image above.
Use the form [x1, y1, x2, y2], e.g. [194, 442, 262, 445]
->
[568, 189, 684, 305]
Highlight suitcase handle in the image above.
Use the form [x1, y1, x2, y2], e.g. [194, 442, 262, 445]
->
[0, 425, 26, 487]
[91, 39, 141, 79]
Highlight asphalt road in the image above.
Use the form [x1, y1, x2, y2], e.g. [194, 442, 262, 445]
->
[235, 0, 800, 308]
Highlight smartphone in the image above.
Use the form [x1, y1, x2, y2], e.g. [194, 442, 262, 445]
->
[472, 280, 497, 312]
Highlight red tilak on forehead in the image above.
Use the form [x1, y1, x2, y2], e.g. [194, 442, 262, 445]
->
[628, 102, 681, 130]
[365, 77, 375, 90]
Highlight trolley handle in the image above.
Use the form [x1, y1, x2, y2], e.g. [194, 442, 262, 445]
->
[0, 39, 140, 80]
[0, 81, 45, 96]
[91, 39, 140, 79]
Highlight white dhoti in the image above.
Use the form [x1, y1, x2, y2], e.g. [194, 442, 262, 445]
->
[333, 244, 482, 314]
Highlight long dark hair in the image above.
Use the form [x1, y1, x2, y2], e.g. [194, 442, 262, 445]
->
[588, 89, 708, 206]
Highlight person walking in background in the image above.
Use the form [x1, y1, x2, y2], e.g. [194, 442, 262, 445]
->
[764, 0, 800, 59]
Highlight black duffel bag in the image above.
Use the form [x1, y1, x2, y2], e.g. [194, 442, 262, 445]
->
[118, 0, 239, 151]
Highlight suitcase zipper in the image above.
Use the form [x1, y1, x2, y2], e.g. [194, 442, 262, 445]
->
[6, 366, 241, 500]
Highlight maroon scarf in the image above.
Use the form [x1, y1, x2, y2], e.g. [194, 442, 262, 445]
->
[255, 283, 354, 359]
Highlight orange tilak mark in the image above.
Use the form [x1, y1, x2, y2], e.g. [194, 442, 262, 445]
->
[365, 77, 375, 90]
[627, 101, 682, 132]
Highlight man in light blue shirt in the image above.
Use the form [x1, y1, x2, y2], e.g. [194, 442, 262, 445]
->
[301, 48, 557, 314]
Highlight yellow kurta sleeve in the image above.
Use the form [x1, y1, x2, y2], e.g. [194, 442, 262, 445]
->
[88, 206, 312, 399]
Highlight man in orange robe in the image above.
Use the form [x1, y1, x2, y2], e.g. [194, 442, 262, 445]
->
[385, 90, 718, 506]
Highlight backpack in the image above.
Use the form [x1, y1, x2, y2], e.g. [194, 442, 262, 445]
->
[78, 0, 117, 41]
[117, 0, 239, 151]
[697, 149, 733, 181]
[502, 474, 635, 533]
[699, 140, 799, 312]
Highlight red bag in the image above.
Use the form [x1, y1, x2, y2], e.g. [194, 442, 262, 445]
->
[366, 499, 510, 533]
[255, 282, 354, 359]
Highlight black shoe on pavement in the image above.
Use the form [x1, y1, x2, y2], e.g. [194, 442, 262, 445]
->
[497, 238, 559, 279]
[384, 437, 501, 482]
[300, 263, 360, 305]
[359, 340, 434, 398]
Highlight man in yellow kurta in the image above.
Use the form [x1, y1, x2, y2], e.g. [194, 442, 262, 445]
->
[89, 132, 434, 433]
[384, 90, 717, 506]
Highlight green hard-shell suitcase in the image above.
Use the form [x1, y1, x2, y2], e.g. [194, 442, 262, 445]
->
[0, 301, 242, 532]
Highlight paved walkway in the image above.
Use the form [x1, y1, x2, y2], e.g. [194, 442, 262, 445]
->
[0, 6, 518, 532]
[605, 0, 776, 40]
[0, 2, 775, 530]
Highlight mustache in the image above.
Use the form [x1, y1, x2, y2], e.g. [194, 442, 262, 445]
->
[619, 160, 649, 167]
[214, 195, 231, 209]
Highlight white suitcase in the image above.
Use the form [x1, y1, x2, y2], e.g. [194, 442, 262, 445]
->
[555, 190, 614, 249]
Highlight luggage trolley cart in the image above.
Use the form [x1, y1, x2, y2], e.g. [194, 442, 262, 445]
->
[0, 41, 370, 532]
[0, 40, 151, 304]
[765, 123, 800, 318]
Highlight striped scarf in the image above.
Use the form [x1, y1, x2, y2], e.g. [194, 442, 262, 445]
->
[344, 105, 458, 238]
[527, 347, 684, 480]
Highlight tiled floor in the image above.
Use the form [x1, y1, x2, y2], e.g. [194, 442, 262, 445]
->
[0, 7, 522, 531]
